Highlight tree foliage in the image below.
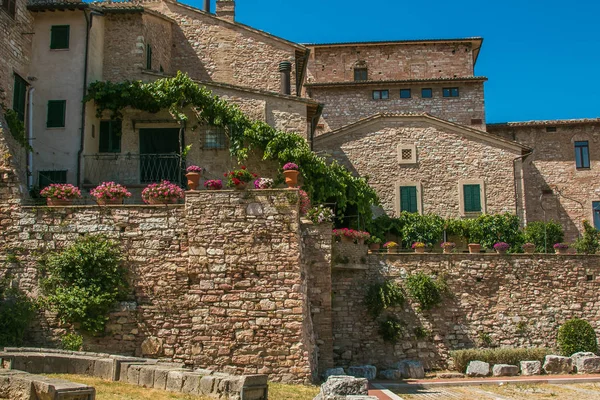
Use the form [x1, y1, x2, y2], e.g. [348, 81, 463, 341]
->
[85, 72, 378, 218]
[574, 220, 600, 254]
[0, 274, 36, 347]
[524, 221, 564, 253]
[557, 318, 598, 356]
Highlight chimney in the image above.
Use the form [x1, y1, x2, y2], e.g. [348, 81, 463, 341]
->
[204, 0, 210, 13]
[279, 61, 292, 95]
[216, 0, 235, 21]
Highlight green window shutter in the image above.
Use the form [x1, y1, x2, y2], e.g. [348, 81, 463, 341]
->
[50, 25, 70, 49]
[146, 44, 152, 70]
[12, 75, 27, 122]
[464, 184, 481, 212]
[99, 120, 122, 153]
[400, 186, 418, 213]
[47, 100, 66, 128]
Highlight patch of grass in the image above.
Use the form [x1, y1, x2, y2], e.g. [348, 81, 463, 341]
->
[48, 374, 319, 400]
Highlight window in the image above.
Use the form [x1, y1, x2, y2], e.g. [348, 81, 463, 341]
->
[99, 120, 122, 153]
[372, 90, 389, 100]
[38, 170, 67, 189]
[397, 143, 417, 164]
[1, 0, 16, 18]
[12, 75, 27, 122]
[47, 100, 66, 128]
[354, 68, 368, 81]
[421, 88, 433, 98]
[146, 44, 152, 70]
[400, 186, 418, 213]
[400, 89, 411, 99]
[463, 184, 482, 213]
[593, 201, 600, 230]
[50, 25, 70, 50]
[443, 87, 459, 98]
[575, 141, 590, 169]
[546, 126, 557, 133]
[203, 126, 227, 149]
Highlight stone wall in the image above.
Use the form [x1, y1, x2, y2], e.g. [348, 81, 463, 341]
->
[306, 42, 476, 83]
[0, 190, 319, 384]
[488, 122, 600, 242]
[103, 13, 148, 82]
[315, 117, 522, 219]
[331, 252, 600, 370]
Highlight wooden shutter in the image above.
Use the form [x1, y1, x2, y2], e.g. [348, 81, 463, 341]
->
[12, 75, 27, 122]
[50, 26, 70, 49]
[146, 44, 152, 70]
[464, 184, 481, 212]
[400, 186, 418, 213]
[47, 100, 66, 128]
[99, 120, 122, 153]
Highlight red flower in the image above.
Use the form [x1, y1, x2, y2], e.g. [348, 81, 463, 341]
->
[241, 166, 247, 170]
[223, 173, 227, 177]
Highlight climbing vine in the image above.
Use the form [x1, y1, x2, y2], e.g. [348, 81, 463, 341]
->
[1, 107, 31, 150]
[364, 280, 405, 318]
[85, 72, 378, 217]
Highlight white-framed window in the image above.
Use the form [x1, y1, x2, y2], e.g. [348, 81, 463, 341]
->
[458, 179, 486, 217]
[397, 143, 417, 164]
[395, 181, 423, 215]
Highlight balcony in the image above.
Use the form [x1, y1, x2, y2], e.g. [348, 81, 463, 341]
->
[83, 153, 185, 188]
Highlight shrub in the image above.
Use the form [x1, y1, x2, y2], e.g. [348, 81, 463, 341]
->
[450, 347, 552, 373]
[524, 221, 564, 253]
[398, 212, 444, 247]
[61, 332, 83, 351]
[557, 318, 598, 356]
[405, 272, 443, 311]
[0, 276, 36, 347]
[364, 280, 405, 318]
[378, 316, 405, 343]
[41, 235, 128, 334]
[573, 220, 600, 254]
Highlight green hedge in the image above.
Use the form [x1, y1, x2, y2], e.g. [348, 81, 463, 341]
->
[450, 347, 552, 373]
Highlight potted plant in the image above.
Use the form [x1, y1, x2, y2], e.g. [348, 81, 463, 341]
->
[282, 162, 300, 189]
[306, 205, 335, 224]
[367, 237, 382, 251]
[357, 231, 371, 245]
[554, 242, 569, 255]
[204, 179, 223, 190]
[90, 182, 131, 205]
[225, 166, 257, 190]
[142, 180, 184, 204]
[254, 178, 274, 189]
[493, 242, 510, 254]
[337, 228, 357, 243]
[412, 242, 426, 254]
[40, 184, 82, 206]
[441, 242, 455, 254]
[384, 241, 398, 254]
[185, 165, 203, 191]
[522, 242, 536, 254]
[299, 189, 311, 216]
[468, 243, 481, 254]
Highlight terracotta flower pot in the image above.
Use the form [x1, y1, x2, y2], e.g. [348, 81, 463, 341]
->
[495, 249, 508, 255]
[387, 247, 398, 254]
[148, 197, 177, 205]
[97, 197, 124, 205]
[369, 243, 381, 251]
[443, 247, 454, 254]
[207, 186, 220, 191]
[234, 182, 247, 190]
[341, 236, 353, 243]
[555, 248, 568, 255]
[523, 247, 535, 254]
[46, 198, 73, 206]
[468, 243, 481, 254]
[186, 172, 201, 191]
[414, 247, 425, 254]
[283, 170, 300, 188]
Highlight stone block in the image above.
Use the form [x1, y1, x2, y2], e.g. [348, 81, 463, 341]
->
[199, 375, 216, 395]
[571, 353, 600, 374]
[93, 358, 115, 381]
[181, 372, 203, 395]
[127, 364, 144, 385]
[436, 372, 465, 379]
[492, 364, 519, 377]
[138, 366, 156, 388]
[153, 368, 170, 390]
[317, 375, 369, 397]
[377, 369, 403, 380]
[66, 356, 95, 376]
[543, 355, 573, 375]
[466, 361, 490, 377]
[141, 336, 163, 357]
[166, 370, 184, 392]
[347, 365, 377, 380]
[520, 361, 541, 376]
[323, 367, 345, 380]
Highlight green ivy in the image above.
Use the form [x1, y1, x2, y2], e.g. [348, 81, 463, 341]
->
[40, 235, 128, 334]
[0, 274, 36, 347]
[364, 280, 405, 318]
[405, 272, 444, 311]
[378, 316, 405, 343]
[367, 212, 444, 247]
[2, 108, 31, 150]
[61, 332, 83, 351]
[85, 72, 378, 218]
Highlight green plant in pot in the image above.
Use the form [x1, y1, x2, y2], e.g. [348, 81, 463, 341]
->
[367, 236, 382, 251]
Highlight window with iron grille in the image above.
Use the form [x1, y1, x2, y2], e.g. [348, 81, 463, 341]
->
[1, 0, 16, 18]
[401, 148, 412, 160]
[202, 126, 228, 150]
[397, 143, 417, 164]
[354, 68, 368, 81]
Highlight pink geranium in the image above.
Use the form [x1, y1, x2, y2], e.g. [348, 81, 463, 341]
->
[90, 182, 132, 200]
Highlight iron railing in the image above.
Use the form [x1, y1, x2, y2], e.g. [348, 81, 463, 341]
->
[83, 153, 184, 186]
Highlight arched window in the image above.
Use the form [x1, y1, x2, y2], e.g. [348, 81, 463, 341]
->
[354, 61, 368, 81]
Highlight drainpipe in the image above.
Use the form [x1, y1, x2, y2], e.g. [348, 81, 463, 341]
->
[27, 87, 35, 189]
[77, 9, 92, 187]
[513, 149, 533, 224]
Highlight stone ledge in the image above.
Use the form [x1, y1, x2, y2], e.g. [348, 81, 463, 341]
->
[0, 369, 95, 400]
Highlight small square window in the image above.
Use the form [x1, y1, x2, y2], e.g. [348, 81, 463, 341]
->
[372, 90, 389, 100]
[397, 143, 417, 164]
[50, 25, 70, 50]
[203, 126, 227, 150]
[471, 118, 483, 125]
[401, 149, 412, 160]
[575, 141, 590, 169]
[354, 68, 368, 81]
[421, 88, 433, 98]
[47, 100, 66, 128]
[546, 126, 557, 132]
[400, 89, 411, 99]
[443, 87, 459, 98]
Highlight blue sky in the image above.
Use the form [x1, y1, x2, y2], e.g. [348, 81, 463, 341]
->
[195, 0, 600, 123]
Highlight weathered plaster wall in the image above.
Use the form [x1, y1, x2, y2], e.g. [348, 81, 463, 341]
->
[0, 190, 320, 384]
[488, 123, 600, 242]
[331, 249, 600, 370]
[308, 81, 485, 133]
[306, 42, 475, 83]
[315, 118, 521, 218]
